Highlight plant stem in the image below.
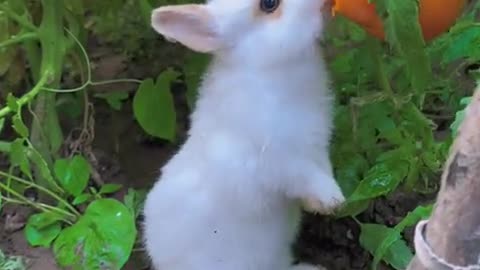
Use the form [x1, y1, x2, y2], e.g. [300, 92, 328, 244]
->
[0, 32, 38, 48]
[28, 0, 66, 192]
[0, 3, 37, 31]
[0, 171, 81, 217]
[0, 181, 73, 221]
[1, 197, 75, 222]
[0, 72, 50, 118]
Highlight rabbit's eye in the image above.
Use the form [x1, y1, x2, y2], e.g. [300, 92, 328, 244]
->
[260, 0, 280, 13]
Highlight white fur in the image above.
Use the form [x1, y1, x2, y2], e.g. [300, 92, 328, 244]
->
[143, 0, 344, 269]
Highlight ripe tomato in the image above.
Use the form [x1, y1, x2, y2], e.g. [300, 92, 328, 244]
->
[332, 0, 466, 41]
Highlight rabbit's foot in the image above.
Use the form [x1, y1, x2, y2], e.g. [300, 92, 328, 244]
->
[301, 175, 345, 214]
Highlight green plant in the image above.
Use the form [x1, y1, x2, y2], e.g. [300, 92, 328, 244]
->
[328, 0, 480, 268]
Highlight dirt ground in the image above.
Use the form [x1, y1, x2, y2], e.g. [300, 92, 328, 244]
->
[0, 39, 439, 270]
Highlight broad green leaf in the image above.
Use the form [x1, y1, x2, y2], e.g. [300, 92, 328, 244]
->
[359, 223, 414, 270]
[72, 193, 92, 205]
[12, 115, 28, 138]
[27, 212, 64, 229]
[53, 199, 137, 269]
[348, 157, 409, 202]
[133, 70, 178, 141]
[99, 183, 122, 195]
[25, 213, 62, 248]
[54, 155, 91, 197]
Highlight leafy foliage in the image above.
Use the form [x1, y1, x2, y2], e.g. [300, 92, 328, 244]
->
[327, 1, 480, 268]
[53, 199, 136, 269]
[0, 0, 478, 269]
[133, 69, 179, 142]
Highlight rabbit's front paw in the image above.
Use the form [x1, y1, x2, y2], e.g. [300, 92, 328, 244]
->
[301, 177, 345, 214]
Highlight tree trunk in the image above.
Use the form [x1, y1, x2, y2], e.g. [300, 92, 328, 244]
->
[407, 86, 480, 269]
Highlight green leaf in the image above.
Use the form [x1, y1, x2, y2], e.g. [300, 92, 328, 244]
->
[25, 213, 63, 248]
[26, 146, 57, 190]
[442, 26, 480, 63]
[371, 205, 433, 269]
[348, 153, 409, 202]
[359, 223, 414, 270]
[133, 70, 179, 141]
[53, 199, 137, 269]
[335, 151, 369, 196]
[395, 204, 433, 231]
[72, 193, 92, 206]
[6, 94, 19, 112]
[376, 0, 432, 99]
[54, 155, 91, 197]
[123, 188, 147, 219]
[12, 115, 29, 138]
[336, 199, 370, 218]
[99, 184, 122, 195]
[10, 139, 31, 179]
[94, 91, 129, 111]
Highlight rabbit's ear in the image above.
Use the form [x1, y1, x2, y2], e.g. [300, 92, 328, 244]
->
[151, 4, 221, 53]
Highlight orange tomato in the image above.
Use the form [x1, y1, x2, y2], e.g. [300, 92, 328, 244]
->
[332, 0, 466, 41]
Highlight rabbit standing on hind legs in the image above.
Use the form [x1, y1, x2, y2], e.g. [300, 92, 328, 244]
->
[142, 0, 345, 269]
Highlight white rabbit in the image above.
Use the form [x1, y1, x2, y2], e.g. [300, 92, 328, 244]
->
[142, 0, 345, 269]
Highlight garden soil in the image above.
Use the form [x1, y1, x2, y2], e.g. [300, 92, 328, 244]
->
[0, 40, 438, 270]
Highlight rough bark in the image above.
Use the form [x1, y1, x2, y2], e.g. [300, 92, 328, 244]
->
[407, 86, 480, 269]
